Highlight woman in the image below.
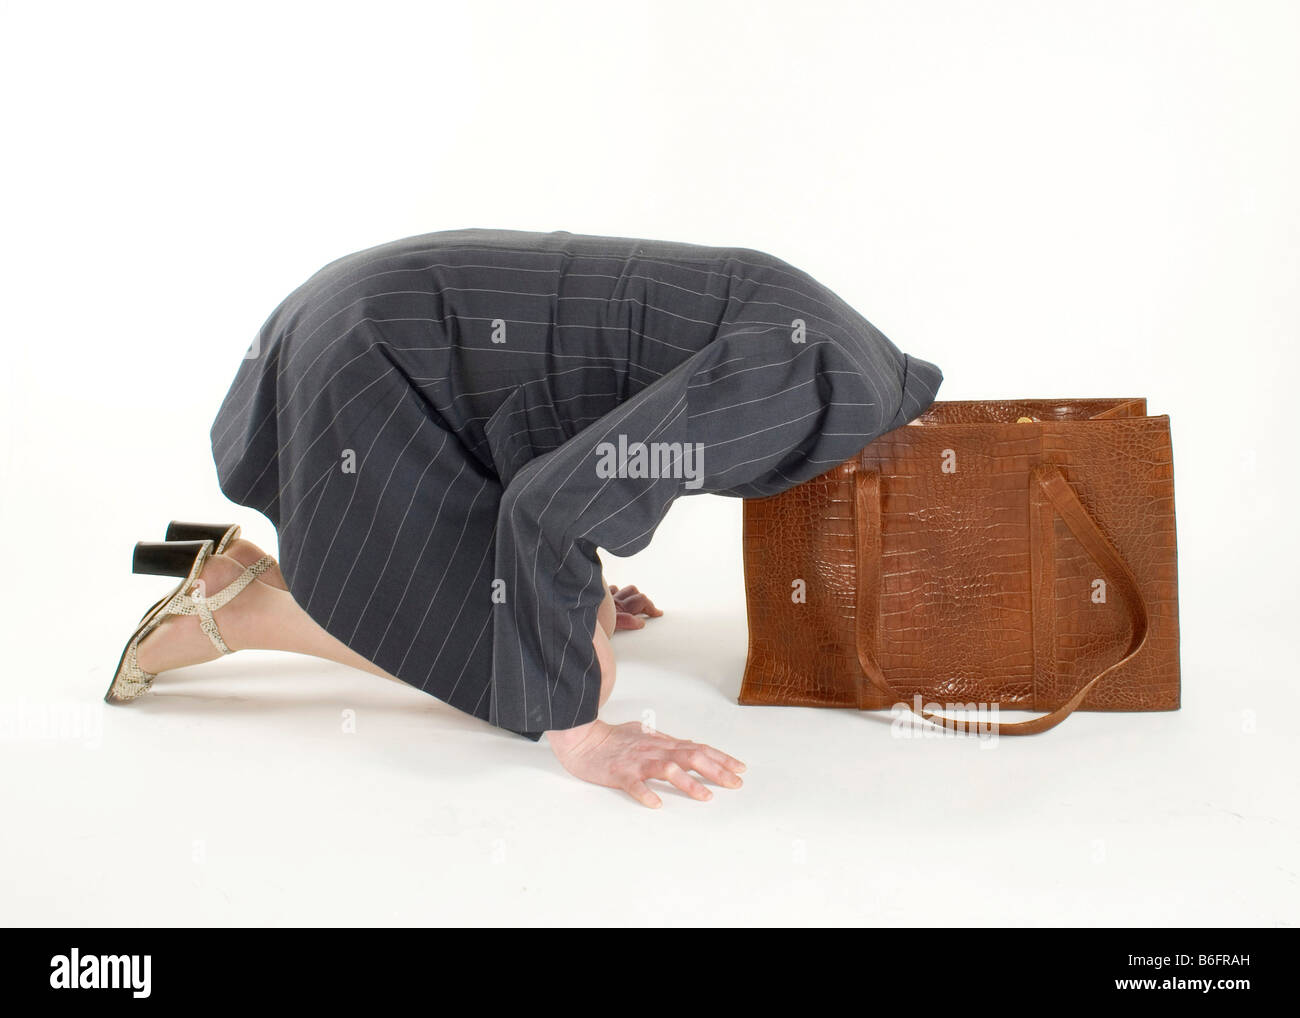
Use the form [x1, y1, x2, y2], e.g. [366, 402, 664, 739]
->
[107, 228, 944, 808]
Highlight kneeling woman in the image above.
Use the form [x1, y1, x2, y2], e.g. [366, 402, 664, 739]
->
[107, 228, 944, 808]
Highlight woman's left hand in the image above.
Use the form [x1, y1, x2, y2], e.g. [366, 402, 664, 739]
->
[609, 584, 663, 630]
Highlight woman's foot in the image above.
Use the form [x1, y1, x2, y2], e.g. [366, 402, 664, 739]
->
[135, 552, 275, 674]
[221, 538, 288, 590]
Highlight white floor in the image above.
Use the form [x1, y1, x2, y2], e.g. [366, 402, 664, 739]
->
[2, 494, 1295, 927]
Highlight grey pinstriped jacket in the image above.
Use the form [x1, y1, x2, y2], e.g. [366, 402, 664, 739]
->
[210, 228, 943, 739]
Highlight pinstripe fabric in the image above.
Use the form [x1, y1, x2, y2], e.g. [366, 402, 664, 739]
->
[210, 228, 943, 739]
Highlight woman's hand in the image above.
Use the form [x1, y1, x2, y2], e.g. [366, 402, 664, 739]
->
[608, 584, 663, 630]
[547, 719, 746, 808]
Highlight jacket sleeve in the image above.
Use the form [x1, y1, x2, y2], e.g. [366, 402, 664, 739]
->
[485, 328, 943, 739]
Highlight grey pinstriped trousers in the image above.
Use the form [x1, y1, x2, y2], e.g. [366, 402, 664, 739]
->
[210, 229, 943, 739]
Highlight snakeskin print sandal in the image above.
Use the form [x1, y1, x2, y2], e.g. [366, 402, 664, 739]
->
[135, 525, 237, 623]
[105, 539, 275, 704]
[137, 523, 281, 623]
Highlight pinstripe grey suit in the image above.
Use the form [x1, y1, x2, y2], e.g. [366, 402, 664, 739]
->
[210, 229, 943, 739]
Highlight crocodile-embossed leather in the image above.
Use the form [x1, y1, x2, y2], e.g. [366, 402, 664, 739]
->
[740, 397, 1180, 731]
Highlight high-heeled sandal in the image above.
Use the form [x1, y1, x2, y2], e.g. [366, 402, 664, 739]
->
[136, 523, 268, 623]
[105, 539, 276, 705]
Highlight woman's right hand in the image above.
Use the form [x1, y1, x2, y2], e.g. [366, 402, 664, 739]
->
[547, 719, 746, 808]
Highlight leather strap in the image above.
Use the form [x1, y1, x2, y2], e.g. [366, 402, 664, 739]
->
[853, 464, 1150, 734]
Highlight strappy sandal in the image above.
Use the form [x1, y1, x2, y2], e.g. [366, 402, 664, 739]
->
[105, 539, 275, 704]
[134, 524, 243, 624]
[137, 522, 286, 623]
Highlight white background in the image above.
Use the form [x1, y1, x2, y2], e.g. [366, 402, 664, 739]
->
[1, 0, 1296, 925]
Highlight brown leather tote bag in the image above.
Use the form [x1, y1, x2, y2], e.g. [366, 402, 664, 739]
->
[740, 398, 1180, 733]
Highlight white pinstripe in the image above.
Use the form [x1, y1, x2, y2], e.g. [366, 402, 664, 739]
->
[299, 384, 410, 612]
[344, 450, 442, 644]
[322, 417, 438, 629]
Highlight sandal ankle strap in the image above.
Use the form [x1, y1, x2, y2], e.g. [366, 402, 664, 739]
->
[168, 555, 276, 656]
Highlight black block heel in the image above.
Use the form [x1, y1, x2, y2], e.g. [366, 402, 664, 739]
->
[165, 521, 241, 550]
[132, 540, 214, 578]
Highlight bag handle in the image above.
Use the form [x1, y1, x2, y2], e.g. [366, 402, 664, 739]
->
[853, 463, 1150, 734]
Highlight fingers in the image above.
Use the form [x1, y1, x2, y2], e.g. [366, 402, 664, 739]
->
[652, 733, 747, 777]
[625, 780, 662, 809]
[612, 586, 663, 618]
[614, 593, 662, 618]
[603, 584, 664, 635]
[681, 747, 744, 789]
[658, 761, 712, 801]
[694, 743, 747, 775]
[590, 722, 746, 809]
